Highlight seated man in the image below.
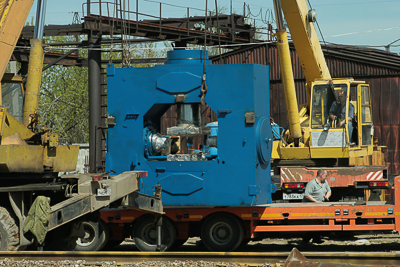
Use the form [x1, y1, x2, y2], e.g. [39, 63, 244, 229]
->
[329, 92, 354, 142]
[302, 169, 331, 244]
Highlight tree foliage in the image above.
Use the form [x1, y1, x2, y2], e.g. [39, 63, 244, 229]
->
[39, 35, 89, 144]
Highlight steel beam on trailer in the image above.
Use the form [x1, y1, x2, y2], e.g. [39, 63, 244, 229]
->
[0, 183, 65, 192]
[254, 225, 343, 232]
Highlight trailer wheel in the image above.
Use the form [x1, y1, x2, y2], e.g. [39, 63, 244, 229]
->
[201, 214, 243, 252]
[133, 215, 176, 251]
[75, 220, 109, 251]
[0, 207, 19, 251]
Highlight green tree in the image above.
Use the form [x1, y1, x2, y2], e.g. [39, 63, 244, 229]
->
[39, 35, 89, 144]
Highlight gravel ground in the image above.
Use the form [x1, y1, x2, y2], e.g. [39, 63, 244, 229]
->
[1, 233, 399, 266]
[243, 232, 400, 253]
[113, 232, 400, 253]
[0, 259, 272, 267]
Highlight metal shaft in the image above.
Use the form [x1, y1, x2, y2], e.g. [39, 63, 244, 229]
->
[23, 0, 47, 127]
[23, 39, 44, 127]
[273, 0, 302, 145]
[34, 0, 47, 39]
[276, 30, 302, 142]
[88, 32, 102, 173]
[155, 215, 162, 251]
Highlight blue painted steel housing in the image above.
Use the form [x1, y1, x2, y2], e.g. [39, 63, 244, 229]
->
[106, 50, 273, 206]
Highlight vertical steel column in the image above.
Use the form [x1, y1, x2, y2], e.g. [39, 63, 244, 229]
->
[88, 31, 102, 173]
[33, 0, 47, 39]
[136, 0, 138, 31]
[87, 0, 91, 16]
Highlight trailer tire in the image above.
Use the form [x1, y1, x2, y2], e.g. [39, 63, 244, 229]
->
[133, 215, 176, 252]
[75, 220, 109, 251]
[201, 214, 243, 252]
[0, 207, 19, 251]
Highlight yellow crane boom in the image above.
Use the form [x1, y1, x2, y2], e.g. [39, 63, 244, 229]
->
[281, 0, 331, 88]
[0, 0, 34, 85]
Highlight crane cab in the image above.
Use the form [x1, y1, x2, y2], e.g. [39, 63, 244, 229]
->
[273, 79, 375, 162]
[308, 79, 374, 159]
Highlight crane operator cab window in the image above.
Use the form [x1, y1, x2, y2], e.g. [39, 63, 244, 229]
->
[359, 85, 373, 146]
[1, 78, 24, 123]
[310, 83, 355, 147]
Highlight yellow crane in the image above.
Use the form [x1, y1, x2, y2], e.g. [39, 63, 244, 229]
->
[272, 0, 381, 166]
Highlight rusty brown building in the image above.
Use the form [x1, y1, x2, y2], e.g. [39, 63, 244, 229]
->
[209, 43, 400, 174]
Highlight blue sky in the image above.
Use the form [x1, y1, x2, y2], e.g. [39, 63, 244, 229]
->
[27, 0, 400, 54]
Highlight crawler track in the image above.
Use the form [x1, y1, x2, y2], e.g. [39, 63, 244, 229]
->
[0, 251, 400, 266]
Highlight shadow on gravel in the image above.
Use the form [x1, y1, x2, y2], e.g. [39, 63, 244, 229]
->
[104, 233, 400, 253]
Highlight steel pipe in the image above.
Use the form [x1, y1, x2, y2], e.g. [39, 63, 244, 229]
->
[88, 32, 102, 173]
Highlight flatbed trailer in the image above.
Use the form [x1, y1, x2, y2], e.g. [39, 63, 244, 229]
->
[100, 176, 400, 252]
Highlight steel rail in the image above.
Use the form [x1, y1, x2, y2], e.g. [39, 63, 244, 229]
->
[0, 251, 400, 266]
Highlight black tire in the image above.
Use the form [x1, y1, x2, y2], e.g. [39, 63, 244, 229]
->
[75, 220, 109, 251]
[0, 207, 19, 251]
[201, 213, 244, 252]
[133, 215, 176, 252]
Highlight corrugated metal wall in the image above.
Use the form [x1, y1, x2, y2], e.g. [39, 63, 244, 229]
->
[366, 77, 400, 174]
[211, 43, 400, 174]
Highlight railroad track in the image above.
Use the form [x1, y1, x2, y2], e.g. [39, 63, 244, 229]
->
[0, 251, 400, 266]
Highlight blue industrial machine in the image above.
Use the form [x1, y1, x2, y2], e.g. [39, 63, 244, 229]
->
[106, 50, 274, 206]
